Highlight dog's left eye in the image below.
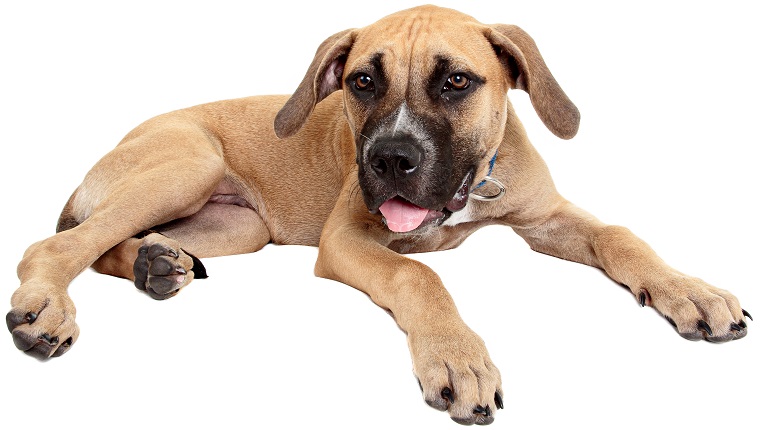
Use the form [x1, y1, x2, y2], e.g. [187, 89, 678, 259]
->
[443, 74, 470, 92]
[353, 74, 375, 91]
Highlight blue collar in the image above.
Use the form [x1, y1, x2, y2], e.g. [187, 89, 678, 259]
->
[474, 151, 498, 189]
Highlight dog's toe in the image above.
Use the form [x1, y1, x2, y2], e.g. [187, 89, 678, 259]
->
[133, 234, 197, 300]
[6, 284, 80, 359]
[635, 276, 749, 342]
[12, 331, 58, 359]
[451, 405, 495, 426]
[411, 325, 502, 425]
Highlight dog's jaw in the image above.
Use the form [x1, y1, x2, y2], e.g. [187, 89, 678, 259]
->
[444, 170, 472, 212]
[375, 169, 474, 233]
[379, 197, 442, 233]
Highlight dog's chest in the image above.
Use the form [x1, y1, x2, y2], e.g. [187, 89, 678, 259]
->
[388, 218, 490, 255]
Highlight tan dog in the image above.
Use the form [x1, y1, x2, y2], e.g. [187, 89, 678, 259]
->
[6, 5, 750, 425]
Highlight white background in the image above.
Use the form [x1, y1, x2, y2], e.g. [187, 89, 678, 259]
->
[1, 1, 758, 429]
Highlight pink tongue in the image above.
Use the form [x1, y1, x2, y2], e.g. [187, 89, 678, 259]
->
[379, 198, 430, 233]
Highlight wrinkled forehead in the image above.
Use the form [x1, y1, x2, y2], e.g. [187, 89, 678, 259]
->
[346, 8, 495, 81]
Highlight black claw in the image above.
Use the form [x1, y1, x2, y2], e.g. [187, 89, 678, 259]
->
[638, 292, 646, 308]
[730, 323, 743, 332]
[25, 312, 38, 324]
[738, 320, 747, 329]
[441, 387, 454, 404]
[697, 320, 713, 336]
[39, 333, 59, 345]
[473, 405, 492, 417]
[51, 337, 73, 358]
[742, 309, 753, 321]
[495, 392, 504, 410]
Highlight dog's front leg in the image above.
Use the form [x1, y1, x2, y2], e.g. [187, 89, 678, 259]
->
[315, 192, 503, 425]
[512, 200, 749, 341]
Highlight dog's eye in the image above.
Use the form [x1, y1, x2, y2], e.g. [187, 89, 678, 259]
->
[354, 74, 375, 91]
[443, 74, 470, 92]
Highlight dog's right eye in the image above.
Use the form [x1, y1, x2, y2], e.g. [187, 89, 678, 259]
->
[353, 74, 375, 91]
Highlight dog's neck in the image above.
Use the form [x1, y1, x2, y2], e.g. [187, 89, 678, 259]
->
[470, 151, 505, 202]
[474, 151, 498, 190]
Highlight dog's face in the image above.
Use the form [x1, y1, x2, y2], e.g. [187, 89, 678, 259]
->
[275, 6, 580, 232]
[341, 11, 511, 232]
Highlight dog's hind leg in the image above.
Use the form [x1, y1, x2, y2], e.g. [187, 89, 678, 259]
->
[7, 121, 230, 358]
[90, 233, 201, 301]
[91, 195, 271, 299]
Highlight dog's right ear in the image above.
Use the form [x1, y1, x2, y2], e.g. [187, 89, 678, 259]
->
[274, 29, 356, 139]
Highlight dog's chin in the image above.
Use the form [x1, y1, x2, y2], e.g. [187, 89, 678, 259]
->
[371, 171, 473, 234]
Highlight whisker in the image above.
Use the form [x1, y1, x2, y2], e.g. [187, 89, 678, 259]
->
[344, 172, 364, 219]
[348, 180, 362, 211]
[359, 133, 374, 143]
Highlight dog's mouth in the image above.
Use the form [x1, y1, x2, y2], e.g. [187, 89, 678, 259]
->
[378, 171, 472, 233]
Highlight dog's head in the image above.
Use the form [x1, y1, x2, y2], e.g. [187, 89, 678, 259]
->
[275, 5, 579, 233]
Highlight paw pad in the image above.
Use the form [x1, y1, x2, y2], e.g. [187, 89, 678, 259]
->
[133, 242, 194, 300]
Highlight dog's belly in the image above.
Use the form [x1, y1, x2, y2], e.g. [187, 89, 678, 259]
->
[204, 174, 338, 247]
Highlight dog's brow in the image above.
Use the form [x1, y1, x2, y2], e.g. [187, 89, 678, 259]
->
[427, 55, 483, 93]
[351, 52, 385, 76]
[370, 52, 384, 75]
[437, 55, 479, 75]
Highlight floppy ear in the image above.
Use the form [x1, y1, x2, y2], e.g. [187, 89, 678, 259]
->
[274, 29, 356, 139]
[484, 24, 580, 139]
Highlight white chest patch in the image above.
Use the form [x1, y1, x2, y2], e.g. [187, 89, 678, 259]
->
[443, 204, 473, 227]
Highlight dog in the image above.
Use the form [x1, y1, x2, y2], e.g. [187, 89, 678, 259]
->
[6, 5, 750, 426]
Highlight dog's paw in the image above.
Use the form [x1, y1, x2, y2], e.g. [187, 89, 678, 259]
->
[409, 324, 503, 425]
[635, 274, 749, 342]
[6, 282, 79, 359]
[133, 233, 197, 300]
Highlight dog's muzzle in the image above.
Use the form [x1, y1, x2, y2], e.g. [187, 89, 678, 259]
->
[367, 137, 423, 182]
[362, 133, 476, 233]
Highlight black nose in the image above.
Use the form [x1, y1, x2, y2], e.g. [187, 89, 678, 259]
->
[368, 139, 423, 180]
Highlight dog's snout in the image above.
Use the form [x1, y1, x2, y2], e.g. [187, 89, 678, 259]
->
[369, 140, 423, 180]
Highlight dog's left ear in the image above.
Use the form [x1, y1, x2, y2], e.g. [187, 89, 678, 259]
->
[484, 24, 580, 139]
[274, 29, 356, 139]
